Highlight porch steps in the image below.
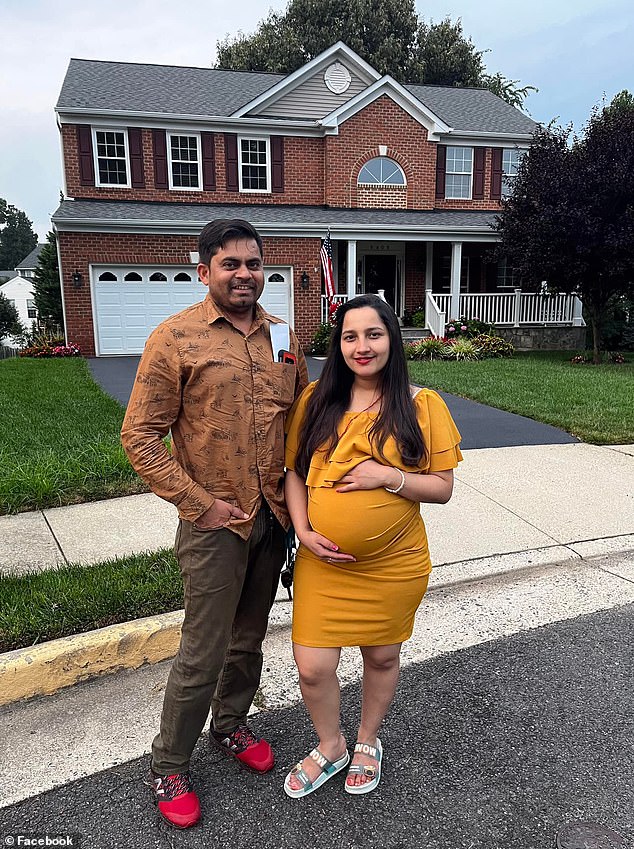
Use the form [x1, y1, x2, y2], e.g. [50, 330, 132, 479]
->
[401, 327, 431, 343]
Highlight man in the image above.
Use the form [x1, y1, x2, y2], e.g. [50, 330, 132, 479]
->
[121, 219, 308, 828]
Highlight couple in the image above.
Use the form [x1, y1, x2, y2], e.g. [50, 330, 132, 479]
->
[121, 218, 462, 828]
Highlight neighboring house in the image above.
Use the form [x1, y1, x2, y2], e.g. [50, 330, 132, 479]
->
[52, 42, 584, 356]
[0, 274, 36, 343]
[15, 244, 45, 279]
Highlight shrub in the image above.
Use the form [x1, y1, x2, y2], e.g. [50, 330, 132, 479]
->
[472, 333, 514, 359]
[608, 351, 626, 364]
[19, 341, 80, 358]
[415, 336, 450, 360]
[403, 305, 426, 327]
[446, 337, 480, 361]
[310, 322, 333, 355]
[446, 317, 497, 339]
[570, 353, 590, 364]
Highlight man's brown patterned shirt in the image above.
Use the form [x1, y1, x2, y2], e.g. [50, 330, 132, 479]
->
[121, 295, 308, 539]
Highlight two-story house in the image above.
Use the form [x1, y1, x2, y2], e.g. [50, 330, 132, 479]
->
[52, 42, 584, 356]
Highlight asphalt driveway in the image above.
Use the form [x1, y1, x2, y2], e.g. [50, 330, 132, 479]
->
[88, 356, 578, 450]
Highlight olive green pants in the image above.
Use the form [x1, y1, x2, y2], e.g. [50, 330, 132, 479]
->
[151, 503, 285, 775]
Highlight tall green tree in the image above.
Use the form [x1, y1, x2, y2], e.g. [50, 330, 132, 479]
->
[33, 231, 63, 331]
[494, 92, 634, 363]
[215, 0, 535, 107]
[0, 292, 23, 340]
[0, 199, 37, 270]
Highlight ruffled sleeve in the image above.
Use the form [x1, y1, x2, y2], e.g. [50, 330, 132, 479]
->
[414, 389, 463, 472]
[284, 381, 317, 471]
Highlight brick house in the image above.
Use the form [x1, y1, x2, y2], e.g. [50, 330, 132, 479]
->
[52, 42, 584, 356]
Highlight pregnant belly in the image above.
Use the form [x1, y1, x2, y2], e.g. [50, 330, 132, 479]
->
[307, 486, 424, 560]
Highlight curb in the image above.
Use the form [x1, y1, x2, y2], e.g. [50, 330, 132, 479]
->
[2, 541, 632, 708]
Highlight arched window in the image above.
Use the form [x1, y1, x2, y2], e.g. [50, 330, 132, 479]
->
[124, 272, 143, 281]
[268, 273, 284, 282]
[98, 271, 118, 281]
[149, 272, 168, 282]
[174, 272, 192, 281]
[357, 157, 405, 186]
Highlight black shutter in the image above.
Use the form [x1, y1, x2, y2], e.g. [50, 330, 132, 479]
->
[225, 133, 239, 192]
[128, 128, 145, 188]
[491, 148, 503, 200]
[77, 125, 95, 186]
[473, 147, 485, 199]
[435, 145, 446, 199]
[201, 132, 216, 191]
[153, 130, 168, 189]
[271, 135, 284, 193]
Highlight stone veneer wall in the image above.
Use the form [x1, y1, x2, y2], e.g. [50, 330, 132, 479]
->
[495, 326, 586, 351]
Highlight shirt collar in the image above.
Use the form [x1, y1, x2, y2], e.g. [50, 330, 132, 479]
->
[203, 294, 283, 331]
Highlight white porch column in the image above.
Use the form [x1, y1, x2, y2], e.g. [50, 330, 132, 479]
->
[450, 241, 462, 319]
[347, 240, 357, 301]
[572, 295, 584, 326]
[425, 242, 433, 292]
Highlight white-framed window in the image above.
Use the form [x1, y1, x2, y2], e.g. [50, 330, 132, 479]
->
[496, 258, 516, 288]
[445, 146, 473, 200]
[358, 157, 406, 186]
[502, 148, 522, 198]
[168, 133, 202, 191]
[26, 298, 37, 319]
[239, 137, 270, 193]
[92, 128, 130, 187]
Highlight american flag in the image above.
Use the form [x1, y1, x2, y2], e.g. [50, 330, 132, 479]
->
[320, 230, 338, 318]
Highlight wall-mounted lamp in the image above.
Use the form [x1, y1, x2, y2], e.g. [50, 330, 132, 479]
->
[71, 270, 83, 289]
[301, 271, 310, 290]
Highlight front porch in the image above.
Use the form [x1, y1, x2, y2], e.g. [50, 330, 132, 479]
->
[320, 238, 585, 347]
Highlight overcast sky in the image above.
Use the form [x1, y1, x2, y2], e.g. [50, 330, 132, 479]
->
[1, 0, 632, 240]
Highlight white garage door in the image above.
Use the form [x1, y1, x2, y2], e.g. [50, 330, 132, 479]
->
[92, 265, 293, 355]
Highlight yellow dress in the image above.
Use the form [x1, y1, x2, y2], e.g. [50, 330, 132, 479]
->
[285, 383, 463, 647]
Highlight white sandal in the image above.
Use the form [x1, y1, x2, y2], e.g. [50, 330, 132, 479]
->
[284, 747, 350, 799]
[344, 738, 382, 795]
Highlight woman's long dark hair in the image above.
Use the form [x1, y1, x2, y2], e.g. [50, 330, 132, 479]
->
[295, 295, 426, 478]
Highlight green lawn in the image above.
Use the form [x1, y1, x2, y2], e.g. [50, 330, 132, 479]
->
[0, 358, 147, 514]
[408, 351, 634, 444]
[0, 549, 181, 652]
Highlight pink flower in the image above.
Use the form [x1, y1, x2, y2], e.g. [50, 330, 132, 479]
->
[448, 325, 455, 332]
[460, 325, 467, 331]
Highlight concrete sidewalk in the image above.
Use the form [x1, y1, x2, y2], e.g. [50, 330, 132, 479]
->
[2, 441, 633, 575]
[1, 441, 633, 706]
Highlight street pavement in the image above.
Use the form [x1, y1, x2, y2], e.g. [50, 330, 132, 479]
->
[0, 358, 632, 848]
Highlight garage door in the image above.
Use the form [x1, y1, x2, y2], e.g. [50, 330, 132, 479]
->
[92, 265, 293, 355]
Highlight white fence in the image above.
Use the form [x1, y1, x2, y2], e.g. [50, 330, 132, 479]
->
[426, 289, 584, 336]
[321, 290, 584, 337]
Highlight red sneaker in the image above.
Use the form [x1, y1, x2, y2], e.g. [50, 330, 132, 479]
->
[149, 770, 201, 829]
[210, 724, 274, 773]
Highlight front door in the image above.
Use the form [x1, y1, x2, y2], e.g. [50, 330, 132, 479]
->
[363, 254, 397, 310]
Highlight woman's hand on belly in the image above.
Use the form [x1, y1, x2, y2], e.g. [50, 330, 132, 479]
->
[297, 529, 357, 563]
[335, 459, 394, 492]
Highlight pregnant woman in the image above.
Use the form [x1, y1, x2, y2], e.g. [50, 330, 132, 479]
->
[283, 294, 462, 799]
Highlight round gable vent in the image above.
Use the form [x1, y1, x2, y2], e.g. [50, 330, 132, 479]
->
[324, 62, 351, 94]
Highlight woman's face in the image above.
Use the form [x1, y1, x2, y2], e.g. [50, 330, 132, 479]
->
[340, 306, 391, 379]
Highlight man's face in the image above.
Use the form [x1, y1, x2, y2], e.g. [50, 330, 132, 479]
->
[197, 238, 264, 317]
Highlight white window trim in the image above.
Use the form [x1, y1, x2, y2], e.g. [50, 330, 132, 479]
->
[357, 157, 406, 186]
[445, 145, 473, 200]
[238, 135, 271, 194]
[167, 132, 203, 192]
[501, 148, 522, 199]
[92, 127, 131, 189]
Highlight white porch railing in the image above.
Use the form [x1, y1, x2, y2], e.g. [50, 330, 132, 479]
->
[425, 290, 584, 336]
[321, 291, 584, 337]
[320, 294, 348, 324]
[425, 291, 446, 339]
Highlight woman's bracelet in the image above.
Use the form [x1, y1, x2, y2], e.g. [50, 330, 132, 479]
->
[385, 467, 406, 494]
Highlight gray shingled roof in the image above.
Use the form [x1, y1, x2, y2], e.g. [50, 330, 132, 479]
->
[406, 84, 537, 135]
[15, 244, 45, 270]
[52, 199, 498, 232]
[57, 57, 536, 135]
[56, 59, 284, 116]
